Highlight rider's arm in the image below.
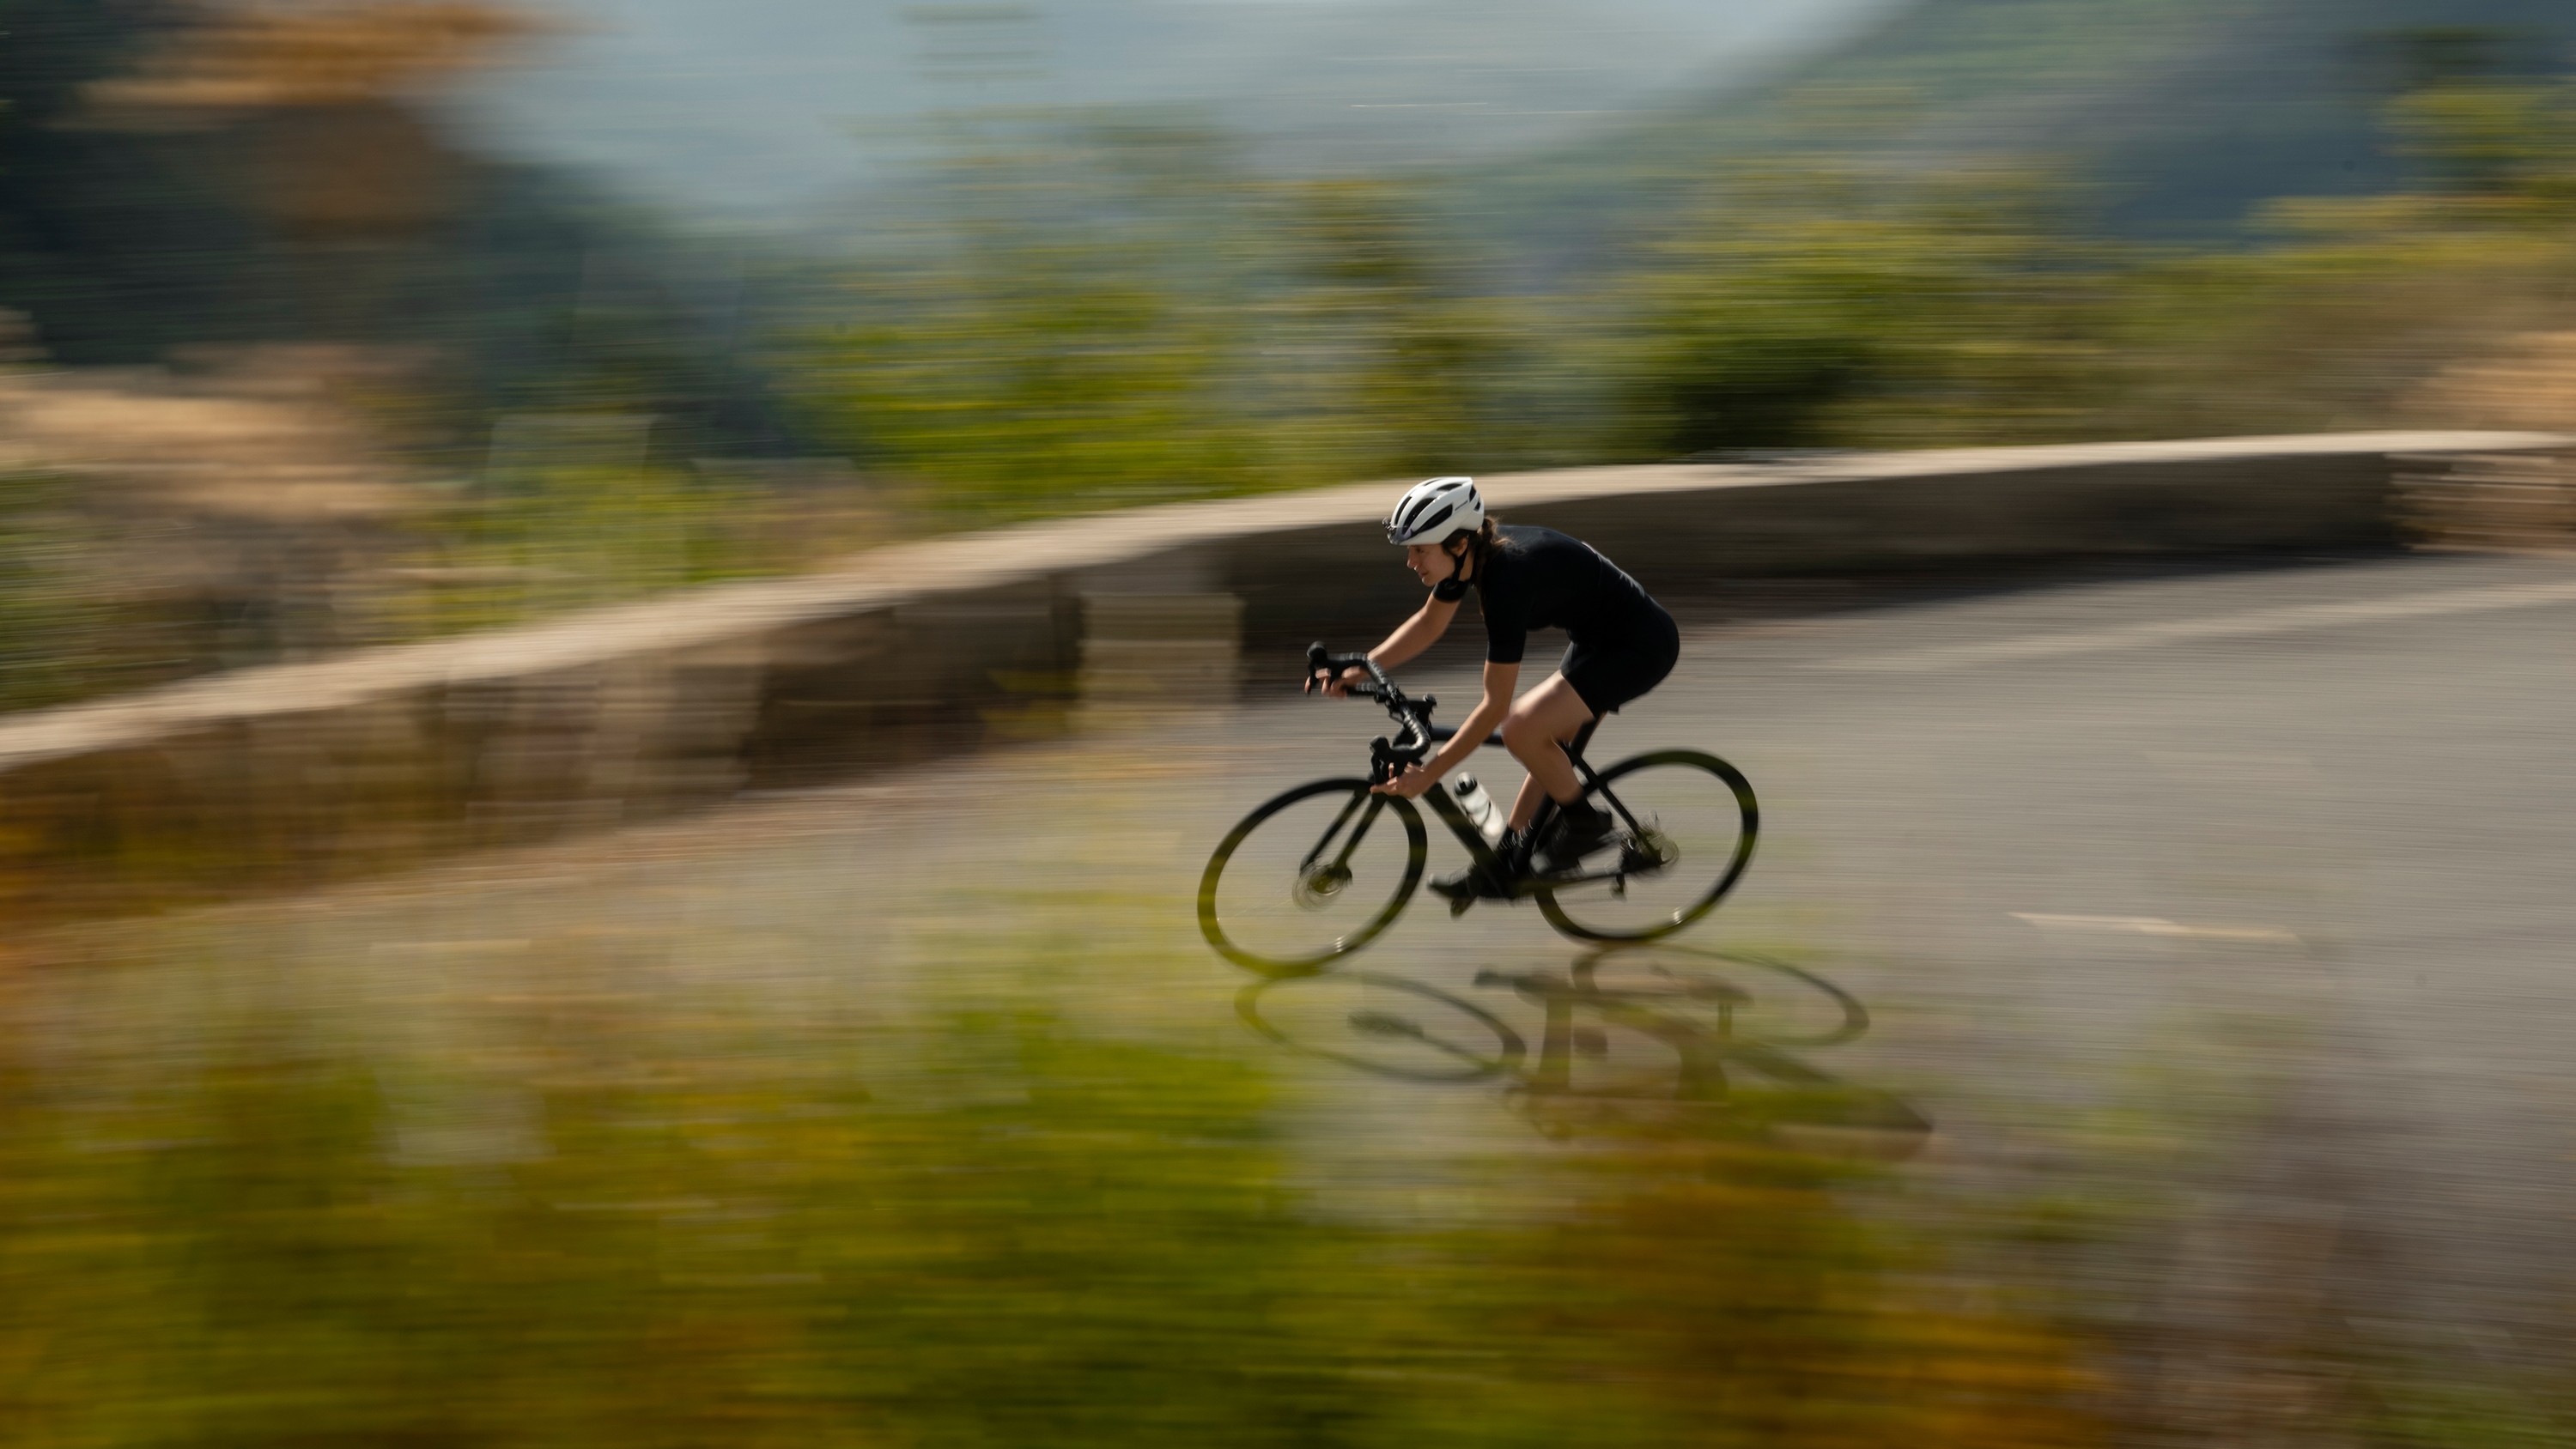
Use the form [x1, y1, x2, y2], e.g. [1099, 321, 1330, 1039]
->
[1313, 594, 1457, 695]
[1368, 595, 1458, 671]
[1418, 660, 1518, 785]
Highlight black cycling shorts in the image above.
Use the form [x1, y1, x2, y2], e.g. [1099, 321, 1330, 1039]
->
[1558, 604, 1680, 717]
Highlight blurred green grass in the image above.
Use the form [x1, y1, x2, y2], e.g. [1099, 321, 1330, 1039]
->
[0, 934, 2111, 1449]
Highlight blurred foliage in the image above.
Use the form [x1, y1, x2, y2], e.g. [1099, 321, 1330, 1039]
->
[1594, 163, 2114, 456]
[0, 0, 812, 700]
[0, 950, 2112, 1449]
[0, 0, 792, 441]
[2085, 74, 2576, 439]
[1268, 179, 1508, 484]
[1455, 1138, 2102, 1449]
[7, 11, 2576, 709]
[802, 224, 1269, 517]
[2360, 1378, 2576, 1449]
[380, 463, 775, 638]
[0, 470, 125, 709]
[790, 124, 1510, 522]
[1459, 0, 2576, 259]
[788, 63, 2576, 528]
[1589, 69, 2576, 457]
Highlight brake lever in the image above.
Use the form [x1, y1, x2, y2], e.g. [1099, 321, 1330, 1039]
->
[1367, 736, 1398, 785]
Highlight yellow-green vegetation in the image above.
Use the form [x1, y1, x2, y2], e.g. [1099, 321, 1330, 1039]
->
[10, 63, 2576, 709]
[792, 128, 1511, 524]
[786, 70, 2576, 528]
[384, 462, 781, 639]
[375, 70, 2576, 631]
[2087, 78, 2576, 440]
[1592, 161, 2116, 457]
[1590, 74, 2576, 458]
[0, 470, 128, 711]
[0, 941, 2108, 1448]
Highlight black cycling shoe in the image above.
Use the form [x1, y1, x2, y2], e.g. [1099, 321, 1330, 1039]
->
[1534, 800, 1616, 875]
[1431, 831, 1525, 914]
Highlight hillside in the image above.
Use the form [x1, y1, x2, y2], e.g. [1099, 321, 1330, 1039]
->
[1454, 0, 2576, 281]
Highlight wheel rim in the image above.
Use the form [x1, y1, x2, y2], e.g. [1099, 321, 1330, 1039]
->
[1537, 752, 1757, 943]
[1200, 780, 1425, 975]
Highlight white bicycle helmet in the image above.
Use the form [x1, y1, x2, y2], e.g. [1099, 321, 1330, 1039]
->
[1384, 476, 1485, 545]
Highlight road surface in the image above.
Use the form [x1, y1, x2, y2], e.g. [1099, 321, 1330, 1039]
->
[28, 548, 2576, 1364]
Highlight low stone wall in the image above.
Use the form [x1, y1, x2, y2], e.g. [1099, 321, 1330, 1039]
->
[2395, 446, 2576, 553]
[0, 431, 2559, 925]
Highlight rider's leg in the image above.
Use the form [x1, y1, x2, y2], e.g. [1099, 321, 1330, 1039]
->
[1434, 677, 1586, 905]
[1501, 674, 1596, 833]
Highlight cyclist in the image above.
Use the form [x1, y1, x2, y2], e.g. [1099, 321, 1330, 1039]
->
[1308, 476, 1681, 898]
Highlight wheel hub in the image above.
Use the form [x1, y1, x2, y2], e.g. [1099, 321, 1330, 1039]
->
[1624, 830, 1677, 874]
[1296, 864, 1353, 907]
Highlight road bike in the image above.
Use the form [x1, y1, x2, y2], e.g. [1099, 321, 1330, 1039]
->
[1197, 645, 1758, 975]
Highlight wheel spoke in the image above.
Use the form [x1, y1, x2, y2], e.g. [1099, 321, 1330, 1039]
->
[1200, 779, 1425, 974]
[1535, 752, 1757, 943]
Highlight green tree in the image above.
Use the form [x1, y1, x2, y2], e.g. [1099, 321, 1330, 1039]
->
[803, 225, 1267, 518]
[791, 119, 1256, 517]
[1602, 162, 2112, 457]
[793, 122, 1513, 520]
[1260, 179, 1508, 482]
[0, 470, 123, 709]
[2086, 72, 2576, 440]
[2386, 76, 2576, 212]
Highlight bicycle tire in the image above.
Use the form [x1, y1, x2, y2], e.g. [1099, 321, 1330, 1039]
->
[1199, 777, 1426, 976]
[1236, 973, 1525, 1082]
[1535, 750, 1758, 943]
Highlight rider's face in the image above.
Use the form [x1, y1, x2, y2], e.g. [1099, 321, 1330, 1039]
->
[1405, 541, 1461, 588]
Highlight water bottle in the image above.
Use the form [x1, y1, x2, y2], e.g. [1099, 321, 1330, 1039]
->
[1450, 773, 1505, 846]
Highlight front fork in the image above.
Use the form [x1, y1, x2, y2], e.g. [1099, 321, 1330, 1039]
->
[1299, 787, 1376, 882]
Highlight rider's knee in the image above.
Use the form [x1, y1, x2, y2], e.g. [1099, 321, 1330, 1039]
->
[1498, 709, 1546, 755]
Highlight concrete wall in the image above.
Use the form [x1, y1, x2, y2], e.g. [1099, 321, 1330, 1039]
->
[1, 432, 2560, 925]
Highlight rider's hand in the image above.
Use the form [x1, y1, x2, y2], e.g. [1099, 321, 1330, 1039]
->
[1304, 665, 1369, 699]
[1372, 763, 1435, 798]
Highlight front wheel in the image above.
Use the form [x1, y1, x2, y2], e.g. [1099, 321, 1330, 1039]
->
[1535, 750, 1758, 943]
[1200, 778, 1426, 976]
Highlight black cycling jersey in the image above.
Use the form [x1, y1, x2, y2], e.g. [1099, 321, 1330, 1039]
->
[1470, 524, 1662, 666]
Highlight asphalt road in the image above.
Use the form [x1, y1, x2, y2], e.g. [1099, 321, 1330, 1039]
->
[34, 548, 2576, 1363]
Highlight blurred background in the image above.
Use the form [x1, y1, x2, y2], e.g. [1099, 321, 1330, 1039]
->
[6, 0, 2576, 1442]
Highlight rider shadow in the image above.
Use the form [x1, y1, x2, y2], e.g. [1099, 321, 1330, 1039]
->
[1236, 943, 1931, 1157]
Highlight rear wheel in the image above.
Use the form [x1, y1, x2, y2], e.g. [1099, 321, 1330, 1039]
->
[1199, 778, 1426, 976]
[1535, 751, 1758, 943]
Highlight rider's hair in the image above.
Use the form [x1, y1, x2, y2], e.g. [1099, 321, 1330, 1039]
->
[1443, 517, 1501, 585]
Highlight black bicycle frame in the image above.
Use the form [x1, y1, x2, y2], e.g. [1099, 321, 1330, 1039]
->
[1300, 642, 1648, 896]
[1416, 720, 1648, 897]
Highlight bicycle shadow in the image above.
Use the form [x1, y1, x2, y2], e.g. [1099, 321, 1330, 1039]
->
[1236, 943, 1931, 1158]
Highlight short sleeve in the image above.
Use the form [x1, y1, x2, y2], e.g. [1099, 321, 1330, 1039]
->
[1480, 590, 1528, 664]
